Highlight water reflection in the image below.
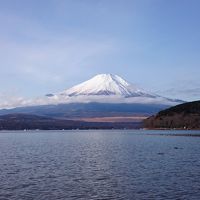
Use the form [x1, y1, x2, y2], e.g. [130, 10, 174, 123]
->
[0, 130, 200, 199]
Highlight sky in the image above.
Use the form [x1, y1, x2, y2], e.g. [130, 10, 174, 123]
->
[0, 0, 200, 102]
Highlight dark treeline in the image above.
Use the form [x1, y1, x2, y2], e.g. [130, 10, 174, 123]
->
[144, 101, 200, 129]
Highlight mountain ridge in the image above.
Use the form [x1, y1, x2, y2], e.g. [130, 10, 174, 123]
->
[0, 113, 141, 130]
[44, 73, 183, 106]
[0, 74, 183, 109]
[0, 74, 184, 122]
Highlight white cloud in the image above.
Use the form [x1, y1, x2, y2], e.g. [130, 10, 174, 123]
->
[0, 93, 181, 109]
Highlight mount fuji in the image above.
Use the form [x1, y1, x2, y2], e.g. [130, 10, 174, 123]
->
[0, 74, 184, 122]
[62, 74, 150, 97]
[44, 73, 182, 105]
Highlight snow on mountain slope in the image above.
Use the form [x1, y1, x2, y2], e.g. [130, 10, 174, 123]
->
[43, 74, 182, 106]
[0, 74, 184, 109]
[60, 74, 156, 97]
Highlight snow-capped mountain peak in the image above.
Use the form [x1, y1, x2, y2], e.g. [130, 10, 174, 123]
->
[61, 74, 151, 97]
[0, 74, 184, 109]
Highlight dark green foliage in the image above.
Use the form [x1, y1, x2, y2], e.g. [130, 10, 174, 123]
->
[144, 101, 200, 129]
[158, 101, 200, 116]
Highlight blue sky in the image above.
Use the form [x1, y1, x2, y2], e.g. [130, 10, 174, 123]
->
[0, 0, 199, 101]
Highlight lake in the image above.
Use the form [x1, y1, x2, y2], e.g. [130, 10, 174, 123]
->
[0, 130, 200, 200]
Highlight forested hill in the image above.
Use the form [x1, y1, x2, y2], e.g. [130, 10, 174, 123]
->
[144, 101, 200, 129]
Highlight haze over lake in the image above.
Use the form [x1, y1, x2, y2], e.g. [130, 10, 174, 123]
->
[1, 130, 200, 200]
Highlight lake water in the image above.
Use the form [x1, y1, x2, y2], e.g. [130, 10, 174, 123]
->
[0, 130, 200, 200]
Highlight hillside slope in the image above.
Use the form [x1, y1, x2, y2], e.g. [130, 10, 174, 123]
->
[144, 101, 200, 129]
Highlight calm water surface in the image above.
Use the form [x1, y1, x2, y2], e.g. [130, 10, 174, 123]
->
[0, 130, 200, 200]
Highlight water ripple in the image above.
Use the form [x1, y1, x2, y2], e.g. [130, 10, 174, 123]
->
[0, 130, 200, 199]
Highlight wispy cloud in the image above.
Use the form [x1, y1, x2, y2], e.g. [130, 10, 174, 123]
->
[155, 80, 200, 101]
[0, 11, 116, 97]
[0, 0, 199, 105]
